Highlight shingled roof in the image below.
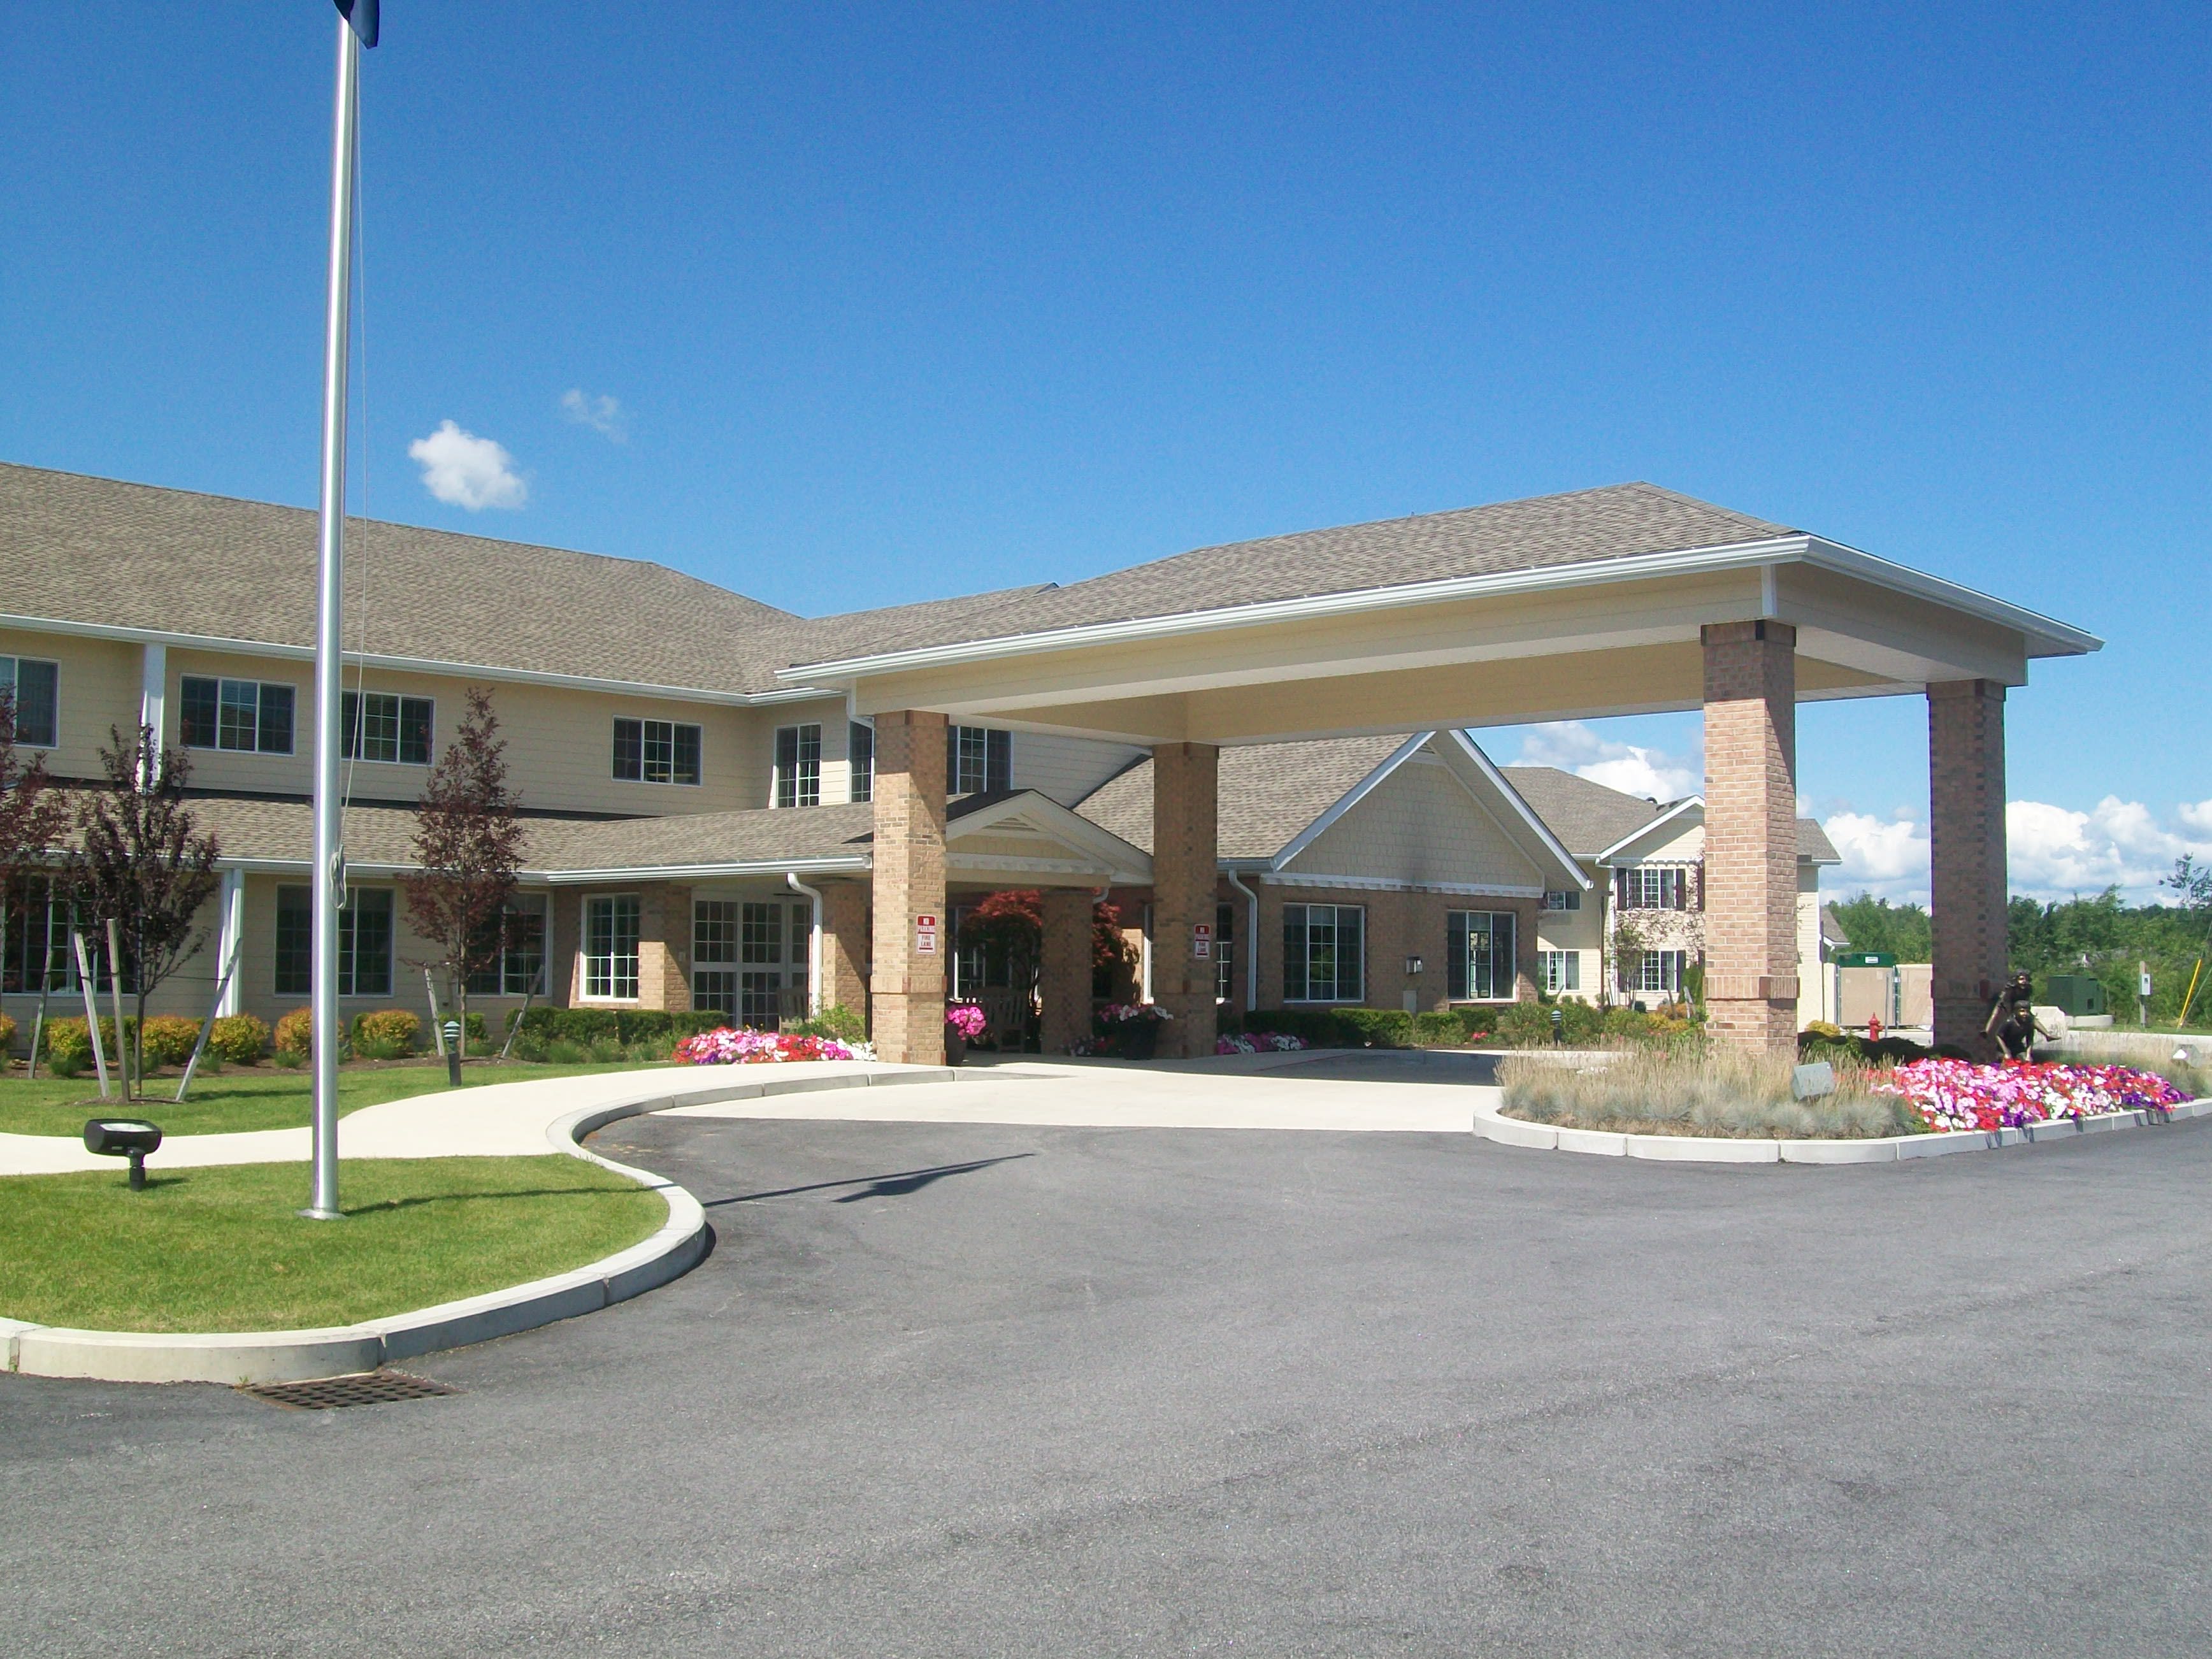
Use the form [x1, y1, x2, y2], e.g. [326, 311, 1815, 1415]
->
[1501, 764, 1839, 864]
[788, 484, 1797, 664]
[1076, 736, 1411, 860]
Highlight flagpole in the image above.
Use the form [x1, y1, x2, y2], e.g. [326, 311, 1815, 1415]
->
[305, 11, 362, 1220]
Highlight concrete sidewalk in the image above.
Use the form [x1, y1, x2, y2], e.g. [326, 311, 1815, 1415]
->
[0, 1061, 947, 1177]
[661, 1052, 1493, 1133]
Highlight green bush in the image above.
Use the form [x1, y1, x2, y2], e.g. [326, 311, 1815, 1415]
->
[1413, 1010, 1467, 1047]
[41, 1016, 106, 1070]
[272, 1006, 351, 1061]
[352, 1008, 422, 1059]
[510, 1007, 728, 1047]
[208, 1014, 270, 1066]
[789, 1003, 867, 1044]
[0, 1012, 13, 1054]
[1332, 1007, 1416, 1049]
[138, 1015, 203, 1069]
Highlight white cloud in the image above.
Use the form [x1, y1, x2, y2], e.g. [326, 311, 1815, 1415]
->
[560, 388, 627, 441]
[408, 420, 527, 510]
[1823, 810, 1931, 905]
[1514, 721, 1702, 803]
[1818, 797, 2212, 907]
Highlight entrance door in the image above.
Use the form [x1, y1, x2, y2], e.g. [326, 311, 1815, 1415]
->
[694, 898, 809, 1027]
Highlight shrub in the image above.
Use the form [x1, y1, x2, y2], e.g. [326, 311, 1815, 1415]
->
[208, 1013, 270, 1066]
[0, 1012, 13, 1054]
[42, 1016, 103, 1070]
[1413, 1010, 1467, 1047]
[272, 1007, 349, 1061]
[1802, 1020, 1845, 1042]
[1500, 1045, 1918, 1139]
[137, 1015, 203, 1069]
[790, 1003, 867, 1044]
[1331, 1007, 1415, 1049]
[352, 1008, 422, 1059]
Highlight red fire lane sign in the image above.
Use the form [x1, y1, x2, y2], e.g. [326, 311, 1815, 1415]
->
[916, 913, 938, 955]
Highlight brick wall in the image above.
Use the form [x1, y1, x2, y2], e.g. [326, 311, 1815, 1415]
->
[869, 710, 949, 1063]
[1928, 679, 2007, 1057]
[1038, 887, 1094, 1054]
[819, 879, 871, 1023]
[1701, 621, 1799, 1050]
[1150, 742, 1221, 1058]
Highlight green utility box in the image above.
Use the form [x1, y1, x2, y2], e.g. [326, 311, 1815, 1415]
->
[2042, 974, 2108, 1017]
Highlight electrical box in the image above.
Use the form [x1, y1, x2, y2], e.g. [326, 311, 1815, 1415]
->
[2042, 974, 2108, 1017]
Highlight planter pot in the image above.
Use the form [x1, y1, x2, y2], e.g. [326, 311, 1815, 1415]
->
[1116, 1021, 1160, 1061]
[944, 1028, 966, 1066]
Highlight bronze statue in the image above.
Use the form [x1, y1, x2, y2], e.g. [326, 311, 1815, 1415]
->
[1985, 971, 2054, 1060]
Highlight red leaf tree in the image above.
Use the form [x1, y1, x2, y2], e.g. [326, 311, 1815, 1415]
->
[403, 687, 525, 1056]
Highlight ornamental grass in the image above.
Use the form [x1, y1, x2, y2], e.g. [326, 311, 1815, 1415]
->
[1500, 1045, 1916, 1140]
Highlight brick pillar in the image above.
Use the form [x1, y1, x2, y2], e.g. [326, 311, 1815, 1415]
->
[1929, 680, 2007, 1058]
[870, 710, 948, 1063]
[635, 884, 693, 1012]
[1039, 887, 1094, 1054]
[819, 880, 871, 1022]
[1151, 742, 1220, 1058]
[1702, 621, 1799, 1051]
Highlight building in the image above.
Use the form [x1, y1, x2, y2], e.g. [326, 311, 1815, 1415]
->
[0, 461, 2099, 1059]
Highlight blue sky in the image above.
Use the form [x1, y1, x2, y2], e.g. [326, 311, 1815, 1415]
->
[3, 4, 2205, 902]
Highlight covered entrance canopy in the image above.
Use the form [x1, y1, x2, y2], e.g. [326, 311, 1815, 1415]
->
[782, 484, 2099, 1061]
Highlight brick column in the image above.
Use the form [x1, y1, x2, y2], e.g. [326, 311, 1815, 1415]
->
[1702, 621, 1799, 1051]
[1151, 742, 1220, 1058]
[633, 884, 693, 1012]
[870, 710, 948, 1063]
[1039, 887, 1094, 1054]
[1929, 680, 2008, 1058]
[819, 879, 872, 1023]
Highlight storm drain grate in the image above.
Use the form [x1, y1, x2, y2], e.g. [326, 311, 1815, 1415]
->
[241, 1370, 459, 1411]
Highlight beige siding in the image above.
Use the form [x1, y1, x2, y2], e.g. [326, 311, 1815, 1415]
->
[0, 624, 143, 780]
[768, 698, 859, 808]
[1287, 757, 1546, 891]
[162, 646, 772, 815]
[1012, 731, 1147, 807]
[1533, 869, 1604, 1002]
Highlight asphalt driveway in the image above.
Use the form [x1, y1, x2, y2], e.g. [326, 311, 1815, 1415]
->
[4, 1098, 2208, 1656]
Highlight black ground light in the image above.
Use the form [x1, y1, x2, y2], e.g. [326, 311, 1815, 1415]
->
[84, 1119, 163, 1190]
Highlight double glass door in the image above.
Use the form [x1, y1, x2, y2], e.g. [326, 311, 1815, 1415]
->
[694, 898, 809, 1026]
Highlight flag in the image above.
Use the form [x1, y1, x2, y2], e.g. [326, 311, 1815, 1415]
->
[336, 0, 379, 48]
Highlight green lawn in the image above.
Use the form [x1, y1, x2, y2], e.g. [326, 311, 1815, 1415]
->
[0, 1059, 668, 1138]
[0, 1156, 666, 1332]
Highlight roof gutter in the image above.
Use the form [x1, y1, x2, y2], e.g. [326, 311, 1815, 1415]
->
[779, 534, 2102, 684]
[0, 611, 837, 708]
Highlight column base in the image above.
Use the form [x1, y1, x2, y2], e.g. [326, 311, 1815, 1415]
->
[1154, 992, 1217, 1059]
[1933, 996, 1999, 1061]
[873, 989, 946, 1066]
[1706, 998, 1798, 1052]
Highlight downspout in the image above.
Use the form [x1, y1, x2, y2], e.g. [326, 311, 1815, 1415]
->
[1224, 870, 1260, 1012]
[786, 872, 824, 1016]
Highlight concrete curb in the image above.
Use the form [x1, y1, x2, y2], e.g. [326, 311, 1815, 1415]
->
[1472, 1095, 2210, 1168]
[4, 1063, 945, 1385]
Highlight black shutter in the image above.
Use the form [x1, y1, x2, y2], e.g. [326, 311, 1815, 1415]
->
[987, 728, 1012, 793]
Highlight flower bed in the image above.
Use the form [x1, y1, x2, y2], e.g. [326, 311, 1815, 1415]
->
[673, 1027, 865, 1065]
[1216, 1031, 1310, 1055]
[1871, 1059, 2188, 1133]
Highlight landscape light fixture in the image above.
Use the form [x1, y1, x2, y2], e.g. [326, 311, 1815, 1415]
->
[83, 1119, 163, 1191]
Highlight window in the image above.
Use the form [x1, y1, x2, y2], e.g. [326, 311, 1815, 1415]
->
[612, 717, 702, 786]
[1, 876, 83, 991]
[1635, 949, 1687, 997]
[274, 885, 392, 996]
[1542, 888, 1582, 911]
[1284, 903, 1364, 1003]
[1448, 910, 1519, 1001]
[1215, 901, 1237, 1004]
[947, 726, 1012, 794]
[180, 675, 294, 754]
[342, 691, 434, 765]
[848, 721, 874, 803]
[775, 723, 822, 807]
[694, 897, 806, 1025]
[464, 895, 548, 996]
[584, 896, 640, 999]
[1614, 866, 1689, 912]
[1539, 949, 1581, 995]
[0, 656, 59, 748]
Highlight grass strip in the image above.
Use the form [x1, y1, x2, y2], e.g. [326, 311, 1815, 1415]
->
[0, 1060, 667, 1138]
[0, 1156, 665, 1333]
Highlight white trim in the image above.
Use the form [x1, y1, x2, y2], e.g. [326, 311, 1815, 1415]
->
[1444, 731, 1591, 889]
[781, 534, 2101, 683]
[1591, 796, 1706, 864]
[0, 652, 62, 750]
[1264, 872, 1545, 897]
[0, 610, 835, 707]
[1270, 734, 1430, 869]
[948, 789, 1155, 880]
[340, 686, 437, 767]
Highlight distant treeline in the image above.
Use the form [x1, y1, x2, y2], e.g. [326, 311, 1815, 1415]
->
[1828, 875, 2212, 1026]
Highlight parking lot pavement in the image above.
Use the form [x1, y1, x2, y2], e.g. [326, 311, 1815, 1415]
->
[6, 1104, 2211, 1657]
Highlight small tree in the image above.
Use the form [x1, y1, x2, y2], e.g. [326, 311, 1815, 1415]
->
[1609, 915, 1648, 1006]
[403, 687, 524, 1063]
[75, 726, 221, 1095]
[2164, 856, 2212, 1026]
[0, 688, 72, 1046]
